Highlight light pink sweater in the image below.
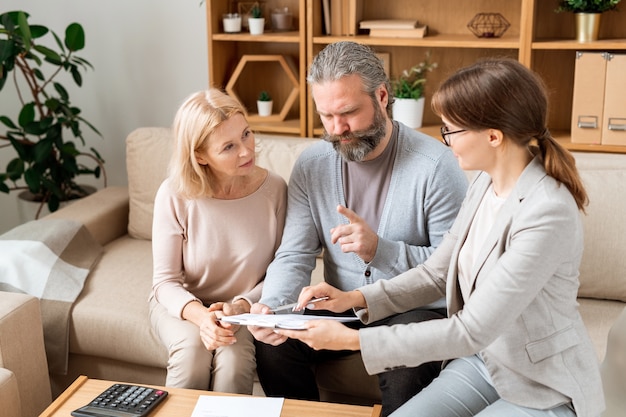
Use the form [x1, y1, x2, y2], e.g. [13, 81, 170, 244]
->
[151, 171, 287, 318]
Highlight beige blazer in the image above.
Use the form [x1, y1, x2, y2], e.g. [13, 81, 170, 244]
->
[358, 157, 604, 417]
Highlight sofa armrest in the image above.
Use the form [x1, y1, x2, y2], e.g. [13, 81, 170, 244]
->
[0, 368, 21, 417]
[0, 292, 52, 417]
[600, 306, 626, 417]
[44, 186, 130, 246]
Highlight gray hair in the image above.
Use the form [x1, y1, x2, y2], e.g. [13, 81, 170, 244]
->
[307, 41, 393, 112]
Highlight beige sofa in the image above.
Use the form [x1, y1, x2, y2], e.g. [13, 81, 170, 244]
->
[0, 292, 52, 417]
[1, 127, 625, 415]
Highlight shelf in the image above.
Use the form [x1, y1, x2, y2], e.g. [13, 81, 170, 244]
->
[313, 34, 522, 49]
[212, 31, 301, 43]
[251, 119, 303, 135]
[532, 39, 626, 50]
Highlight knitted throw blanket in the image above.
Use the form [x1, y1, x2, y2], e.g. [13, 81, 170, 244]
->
[0, 219, 102, 374]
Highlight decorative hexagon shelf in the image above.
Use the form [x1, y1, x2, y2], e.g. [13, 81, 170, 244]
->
[225, 54, 300, 123]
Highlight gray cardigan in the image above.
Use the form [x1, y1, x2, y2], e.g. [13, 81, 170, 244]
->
[260, 123, 468, 307]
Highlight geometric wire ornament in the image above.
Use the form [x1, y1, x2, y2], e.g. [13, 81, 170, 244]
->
[467, 13, 511, 38]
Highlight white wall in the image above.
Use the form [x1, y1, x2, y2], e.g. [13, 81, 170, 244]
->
[0, 0, 207, 232]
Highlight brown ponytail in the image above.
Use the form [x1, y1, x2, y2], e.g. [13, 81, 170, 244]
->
[536, 129, 588, 212]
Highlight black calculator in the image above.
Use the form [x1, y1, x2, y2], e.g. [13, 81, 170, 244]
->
[71, 383, 168, 417]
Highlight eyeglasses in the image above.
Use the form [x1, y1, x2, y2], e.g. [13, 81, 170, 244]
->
[440, 126, 467, 147]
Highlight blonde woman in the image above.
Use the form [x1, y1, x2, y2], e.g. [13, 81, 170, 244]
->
[149, 89, 287, 393]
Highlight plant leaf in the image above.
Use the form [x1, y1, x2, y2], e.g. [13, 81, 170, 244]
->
[16, 11, 32, 51]
[6, 158, 25, 181]
[70, 64, 83, 86]
[35, 44, 62, 65]
[18, 102, 35, 127]
[65, 23, 85, 52]
[33, 137, 54, 163]
[0, 39, 16, 62]
[0, 115, 17, 129]
[52, 82, 69, 101]
[28, 24, 48, 39]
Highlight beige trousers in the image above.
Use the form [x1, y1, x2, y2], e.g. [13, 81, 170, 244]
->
[149, 297, 256, 394]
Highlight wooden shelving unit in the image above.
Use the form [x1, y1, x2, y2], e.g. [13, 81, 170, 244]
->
[207, 0, 626, 153]
[206, 0, 307, 136]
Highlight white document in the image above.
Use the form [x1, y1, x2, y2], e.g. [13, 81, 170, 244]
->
[220, 313, 358, 330]
[191, 395, 283, 417]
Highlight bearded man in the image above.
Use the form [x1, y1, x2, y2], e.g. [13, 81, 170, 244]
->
[249, 41, 467, 417]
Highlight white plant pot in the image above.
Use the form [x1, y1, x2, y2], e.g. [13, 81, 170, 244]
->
[392, 97, 425, 129]
[248, 17, 265, 35]
[222, 14, 242, 33]
[17, 185, 97, 221]
[257, 100, 273, 117]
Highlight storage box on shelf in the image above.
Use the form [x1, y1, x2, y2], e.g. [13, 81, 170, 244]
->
[531, 0, 626, 153]
[205, 0, 307, 136]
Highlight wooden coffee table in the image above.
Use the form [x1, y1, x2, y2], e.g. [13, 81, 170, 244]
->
[40, 376, 382, 417]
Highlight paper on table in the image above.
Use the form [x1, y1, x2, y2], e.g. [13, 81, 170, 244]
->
[220, 313, 358, 330]
[191, 395, 284, 417]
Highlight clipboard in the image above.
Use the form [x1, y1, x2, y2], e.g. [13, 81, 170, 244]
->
[219, 313, 358, 330]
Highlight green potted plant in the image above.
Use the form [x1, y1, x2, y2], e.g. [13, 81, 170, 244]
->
[248, 3, 265, 35]
[556, 0, 621, 13]
[257, 90, 273, 117]
[391, 54, 437, 129]
[0, 10, 105, 218]
[555, 0, 622, 41]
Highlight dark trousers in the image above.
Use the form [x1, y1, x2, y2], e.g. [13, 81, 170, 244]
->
[254, 307, 446, 417]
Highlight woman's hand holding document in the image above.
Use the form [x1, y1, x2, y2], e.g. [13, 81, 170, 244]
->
[239, 282, 366, 350]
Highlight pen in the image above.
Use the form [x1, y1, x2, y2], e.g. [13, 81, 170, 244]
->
[270, 297, 329, 313]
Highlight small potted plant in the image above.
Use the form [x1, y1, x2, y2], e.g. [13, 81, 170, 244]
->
[391, 53, 437, 129]
[248, 3, 265, 35]
[555, 0, 622, 41]
[257, 91, 273, 117]
[0, 10, 105, 218]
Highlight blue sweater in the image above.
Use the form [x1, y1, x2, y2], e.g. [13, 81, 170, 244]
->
[260, 123, 468, 308]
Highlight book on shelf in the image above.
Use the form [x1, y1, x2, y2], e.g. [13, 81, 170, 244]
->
[346, 0, 363, 36]
[329, 0, 363, 36]
[368, 26, 428, 38]
[359, 19, 419, 30]
[330, 0, 342, 35]
[322, 0, 331, 35]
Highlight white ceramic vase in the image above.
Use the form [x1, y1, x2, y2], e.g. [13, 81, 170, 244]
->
[392, 97, 425, 129]
[257, 100, 273, 117]
[222, 14, 242, 33]
[248, 17, 265, 35]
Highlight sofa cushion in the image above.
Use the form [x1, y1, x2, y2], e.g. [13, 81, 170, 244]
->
[255, 134, 320, 183]
[69, 236, 167, 368]
[126, 127, 172, 240]
[573, 152, 626, 303]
